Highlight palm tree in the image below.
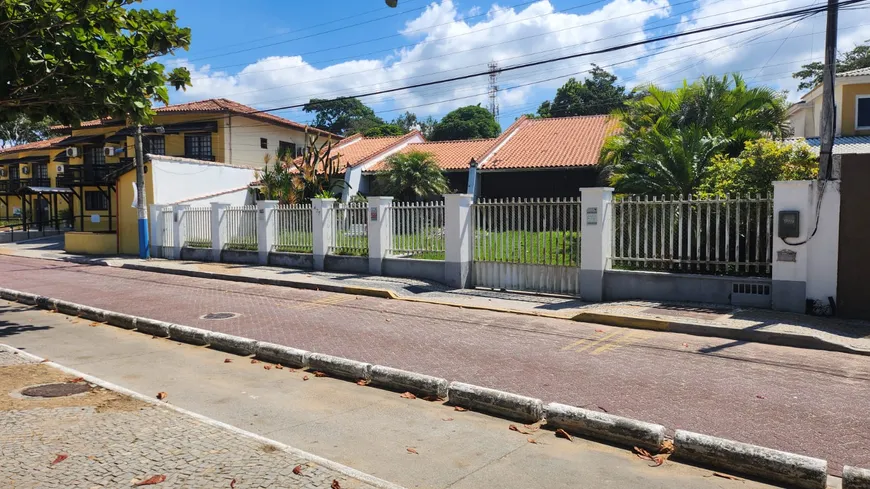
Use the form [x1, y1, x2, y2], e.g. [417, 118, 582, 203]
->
[379, 151, 448, 201]
[602, 74, 791, 195]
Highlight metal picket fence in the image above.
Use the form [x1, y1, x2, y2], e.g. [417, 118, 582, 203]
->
[387, 201, 445, 260]
[182, 207, 211, 248]
[158, 206, 174, 255]
[611, 194, 773, 276]
[274, 204, 313, 253]
[330, 202, 368, 256]
[224, 205, 258, 251]
[472, 197, 582, 296]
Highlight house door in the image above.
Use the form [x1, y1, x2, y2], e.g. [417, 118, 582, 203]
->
[836, 154, 870, 319]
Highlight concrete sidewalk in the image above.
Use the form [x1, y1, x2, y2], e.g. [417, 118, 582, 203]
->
[3, 236, 869, 355]
[0, 303, 789, 489]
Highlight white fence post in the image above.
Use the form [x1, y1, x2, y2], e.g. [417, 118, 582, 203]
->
[580, 187, 614, 302]
[172, 204, 190, 260]
[444, 194, 474, 288]
[257, 200, 278, 265]
[367, 197, 394, 275]
[311, 198, 336, 271]
[210, 202, 230, 262]
[149, 204, 165, 259]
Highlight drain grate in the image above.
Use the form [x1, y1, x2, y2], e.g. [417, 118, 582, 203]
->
[21, 383, 90, 398]
[200, 312, 240, 321]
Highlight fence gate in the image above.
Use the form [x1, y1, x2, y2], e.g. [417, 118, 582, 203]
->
[472, 198, 582, 296]
[158, 206, 174, 258]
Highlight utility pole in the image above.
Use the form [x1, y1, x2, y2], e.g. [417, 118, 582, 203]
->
[134, 124, 149, 259]
[818, 0, 838, 180]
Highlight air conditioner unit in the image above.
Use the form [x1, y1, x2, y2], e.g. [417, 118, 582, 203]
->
[20, 165, 30, 175]
[103, 146, 122, 157]
[0, 168, 6, 177]
[65, 147, 79, 158]
[55, 164, 65, 174]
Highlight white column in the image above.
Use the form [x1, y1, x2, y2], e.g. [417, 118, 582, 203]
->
[149, 204, 165, 259]
[210, 202, 230, 262]
[257, 200, 278, 265]
[367, 196, 394, 275]
[580, 187, 614, 302]
[172, 204, 190, 261]
[311, 198, 336, 271]
[444, 194, 474, 289]
[806, 180, 840, 310]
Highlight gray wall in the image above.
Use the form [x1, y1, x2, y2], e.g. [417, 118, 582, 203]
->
[221, 249, 259, 265]
[324, 254, 369, 275]
[269, 252, 313, 270]
[604, 270, 771, 308]
[382, 257, 445, 284]
[181, 247, 213, 262]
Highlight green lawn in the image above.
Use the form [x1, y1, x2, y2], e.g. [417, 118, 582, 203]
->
[474, 230, 580, 266]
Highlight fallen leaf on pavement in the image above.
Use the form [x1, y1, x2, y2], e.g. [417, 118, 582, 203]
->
[224, 358, 232, 363]
[274, 364, 283, 370]
[385, 319, 391, 322]
[659, 439, 675, 454]
[89, 322, 99, 327]
[509, 424, 531, 434]
[263, 365, 272, 370]
[555, 429, 573, 442]
[400, 392, 416, 399]
[406, 448, 418, 455]
[756, 395, 766, 399]
[527, 438, 538, 444]
[313, 371, 327, 377]
[230, 479, 236, 488]
[302, 375, 309, 381]
[251, 359, 260, 364]
[134, 474, 167, 486]
[597, 405, 609, 413]
[633, 446, 655, 462]
[595, 329, 605, 333]
[69, 377, 85, 383]
[422, 395, 444, 402]
[51, 454, 67, 465]
[292, 465, 303, 475]
[288, 368, 296, 372]
[442, 418, 454, 421]
[708, 472, 744, 481]
[331, 480, 341, 489]
[40, 359, 50, 363]
[454, 406, 467, 412]
[356, 379, 370, 386]
[682, 343, 689, 348]
[156, 392, 167, 401]
[523, 422, 542, 431]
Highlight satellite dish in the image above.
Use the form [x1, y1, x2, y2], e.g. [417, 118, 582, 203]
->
[385, 0, 397, 6]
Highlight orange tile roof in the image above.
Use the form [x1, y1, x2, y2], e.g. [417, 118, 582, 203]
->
[54, 98, 338, 138]
[330, 131, 422, 170]
[0, 136, 68, 155]
[366, 138, 497, 172]
[481, 115, 618, 170]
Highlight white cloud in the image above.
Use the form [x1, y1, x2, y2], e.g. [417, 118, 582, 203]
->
[173, 0, 671, 122]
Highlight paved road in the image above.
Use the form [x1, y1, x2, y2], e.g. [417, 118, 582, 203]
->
[1, 255, 868, 475]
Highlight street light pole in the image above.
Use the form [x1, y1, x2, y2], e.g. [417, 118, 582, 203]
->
[134, 124, 150, 259]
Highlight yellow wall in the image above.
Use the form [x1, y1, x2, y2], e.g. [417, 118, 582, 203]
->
[65, 231, 118, 255]
[0, 147, 71, 222]
[840, 83, 870, 136]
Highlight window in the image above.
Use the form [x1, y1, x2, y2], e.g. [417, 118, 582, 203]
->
[857, 95, 870, 129]
[278, 140, 296, 159]
[84, 147, 105, 166]
[144, 136, 166, 155]
[85, 191, 109, 211]
[8, 165, 18, 180]
[260, 138, 268, 149]
[184, 133, 213, 159]
[33, 163, 48, 179]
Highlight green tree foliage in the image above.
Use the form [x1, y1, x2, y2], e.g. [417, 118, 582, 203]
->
[537, 65, 629, 117]
[429, 105, 500, 141]
[362, 123, 405, 137]
[0, 0, 192, 125]
[602, 74, 791, 195]
[0, 115, 56, 148]
[258, 131, 347, 204]
[700, 139, 818, 197]
[376, 151, 448, 201]
[793, 42, 870, 91]
[392, 111, 438, 138]
[302, 97, 387, 136]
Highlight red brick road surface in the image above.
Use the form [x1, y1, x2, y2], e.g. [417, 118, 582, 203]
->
[1, 255, 867, 475]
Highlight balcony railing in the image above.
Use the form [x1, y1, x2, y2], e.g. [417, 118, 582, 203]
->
[0, 180, 13, 194]
[57, 163, 124, 186]
[20, 178, 51, 188]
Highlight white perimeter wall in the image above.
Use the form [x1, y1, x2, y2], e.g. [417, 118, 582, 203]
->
[227, 116, 312, 169]
[150, 156, 256, 205]
[182, 188, 251, 207]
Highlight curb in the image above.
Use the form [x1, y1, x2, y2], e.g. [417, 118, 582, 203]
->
[0, 286, 856, 487]
[545, 402, 666, 451]
[844, 466, 870, 489]
[0, 344, 406, 489]
[16, 252, 870, 357]
[673, 429, 828, 489]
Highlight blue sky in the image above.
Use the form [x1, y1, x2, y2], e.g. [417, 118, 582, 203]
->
[148, 0, 865, 130]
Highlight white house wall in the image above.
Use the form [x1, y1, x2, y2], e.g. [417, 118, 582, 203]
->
[182, 188, 251, 207]
[228, 115, 312, 169]
[150, 156, 256, 205]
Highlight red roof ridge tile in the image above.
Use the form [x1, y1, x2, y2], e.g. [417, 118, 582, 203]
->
[0, 135, 69, 155]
